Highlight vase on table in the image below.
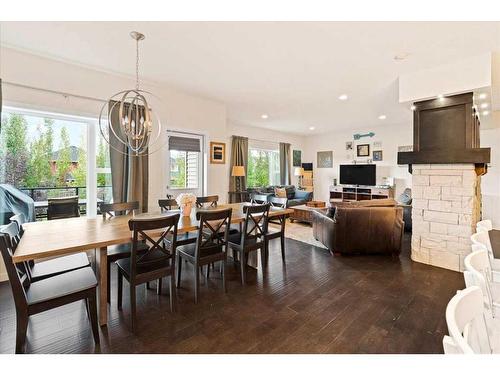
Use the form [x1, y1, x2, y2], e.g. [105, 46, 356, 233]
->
[181, 203, 192, 217]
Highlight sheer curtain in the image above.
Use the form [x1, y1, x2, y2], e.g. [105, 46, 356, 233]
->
[279, 142, 291, 185]
[229, 136, 248, 197]
[108, 101, 149, 212]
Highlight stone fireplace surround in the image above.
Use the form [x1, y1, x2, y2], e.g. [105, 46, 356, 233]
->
[411, 163, 481, 272]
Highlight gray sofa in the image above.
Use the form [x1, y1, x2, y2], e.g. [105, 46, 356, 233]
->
[247, 185, 313, 207]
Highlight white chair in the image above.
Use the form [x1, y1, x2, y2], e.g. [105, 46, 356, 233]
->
[477, 219, 493, 232]
[470, 232, 500, 275]
[444, 286, 493, 354]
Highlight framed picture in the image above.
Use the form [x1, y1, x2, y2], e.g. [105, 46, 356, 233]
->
[357, 144, 370, 157]
[293, 150, 302, 167]
[373, 150, 383, 161]
[210, 142, 226, 164]
[317, 151, 333, 168]
[345, 141, 353, 151]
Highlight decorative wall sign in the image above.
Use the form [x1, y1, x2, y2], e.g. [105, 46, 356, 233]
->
[317, 151, 333, 168]
[293, 150, 302, 167]
[398, 145, 413, 152]
[373, 141, 383, 149]
[373, 150, 383, 161]
[357, 144, 370, 157]
[210, 142, 226, 164]
[345, 141, 353, 151]
[353, 132, 375, 140]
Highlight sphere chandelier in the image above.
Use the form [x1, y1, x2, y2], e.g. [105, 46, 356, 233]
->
[99, 31, 163, 156]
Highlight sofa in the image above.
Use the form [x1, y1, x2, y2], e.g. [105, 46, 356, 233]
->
[247, 185, 313, 207]
[312, 198, 404, 256]
[396, 188, 412, 232]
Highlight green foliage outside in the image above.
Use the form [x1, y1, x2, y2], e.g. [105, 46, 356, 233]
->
[247, 149, 270, 187]
[169, 151, 186, 188]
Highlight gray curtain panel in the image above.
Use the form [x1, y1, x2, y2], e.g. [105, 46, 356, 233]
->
[108, 101, 149, 213]
[229, 136, 248, 198]
[279, 142, 291, 185]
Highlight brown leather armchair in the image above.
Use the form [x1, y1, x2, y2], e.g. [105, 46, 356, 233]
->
[312, 199, 404, 256]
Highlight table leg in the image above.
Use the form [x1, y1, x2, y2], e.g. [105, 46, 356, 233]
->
[96, 246, 108, 326]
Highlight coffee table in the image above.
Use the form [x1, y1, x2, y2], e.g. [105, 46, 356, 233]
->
[289, 204, 328, 224]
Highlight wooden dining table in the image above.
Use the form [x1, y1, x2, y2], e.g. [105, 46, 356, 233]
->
[13, 203, 293, 326]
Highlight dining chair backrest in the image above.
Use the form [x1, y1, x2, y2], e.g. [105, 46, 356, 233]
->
[464, 249, 494, 314]
[239, 204, 270, 246]
[194, 208, 232, 260]
[0, 226, 30, 313]
[251, 194, 269, 205]
[268, 196, 287, 208]
[477, 219, 493, 232]
[442, 335, 462, 354]
[445, 286, 492, 354]
[196, 195, 218, 208]
[101, 201, 139, 219]
[127, 214, 180, 278]
[471, 231, 492, 253]
[47, 196, 80, 220]
[158, 198, 178, 212]
[10, 213, 27, 236]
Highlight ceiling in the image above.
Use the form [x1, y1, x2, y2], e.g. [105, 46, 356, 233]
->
[1, 22, 500, 134]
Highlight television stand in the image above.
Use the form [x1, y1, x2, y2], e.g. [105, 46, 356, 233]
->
[329, 185, 394, 203]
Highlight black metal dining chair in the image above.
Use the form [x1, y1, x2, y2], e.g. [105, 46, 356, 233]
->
[264, 197, 288, 263]
[196, 195, 219, 208]
[0, 224, 99, 354]
[176, 208, 232, 303]
[5, 213, 91, 282]
[159, 198, 198, 247]
[47, 196, 80, 220]
[116, 214, 180, 332]
[228, 204, 270, 285]
[100, 201, 150, 303]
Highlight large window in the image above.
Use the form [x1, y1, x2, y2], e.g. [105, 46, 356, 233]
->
[247, 140, 280, 187]
[169, 150, 200, 189]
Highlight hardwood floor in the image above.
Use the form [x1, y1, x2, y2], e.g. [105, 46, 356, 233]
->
[0, 234, 463, 354]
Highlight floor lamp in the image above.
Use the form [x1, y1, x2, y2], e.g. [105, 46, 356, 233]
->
[232, 166, 246, 192]
[294, 167, 304, 189]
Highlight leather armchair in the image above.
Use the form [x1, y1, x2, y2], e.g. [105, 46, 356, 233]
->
[312, 201, 404, 256]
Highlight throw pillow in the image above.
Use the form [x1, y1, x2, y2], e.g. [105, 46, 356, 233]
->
[274, 187, 287, 198]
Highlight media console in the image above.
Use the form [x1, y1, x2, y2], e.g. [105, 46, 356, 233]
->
[329, 185, 394, 203]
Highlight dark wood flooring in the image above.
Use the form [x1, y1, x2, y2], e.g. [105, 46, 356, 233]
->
[0, 234, 464, 354]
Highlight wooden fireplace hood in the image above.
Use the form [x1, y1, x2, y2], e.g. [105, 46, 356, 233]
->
[397, 92, 490, 174]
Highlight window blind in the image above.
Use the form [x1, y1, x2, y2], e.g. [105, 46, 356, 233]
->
[168, 136, 201, 152]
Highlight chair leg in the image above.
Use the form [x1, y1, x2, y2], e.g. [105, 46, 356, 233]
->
[280, 234, 286, 262]
[177, 255, 182, 288]
[117, 269, 123, 310]
[87, 292, 100, 345]
[169, 275, 176, 313]
[157, 278, 162, 295]
[130, 284, 137, 332]
[222, 259, 227, 293]
[15, 313, 29, 354]
[240, 252, 246, 285]
[107, 261, 111, 304]
[206, 264, 210, 280]
[84, 299, 90, 319]
[194, 265, 200, 303]
[146, 282, 151, 290]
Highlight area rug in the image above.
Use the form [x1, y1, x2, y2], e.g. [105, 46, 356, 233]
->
[271, 220, 328, 249]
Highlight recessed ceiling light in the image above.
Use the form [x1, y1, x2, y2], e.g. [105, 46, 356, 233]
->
[479, 93, 487, 100]
[378, 115, 387, 120]
[309, 126, 315, 130]
[338, 94, 348, 101]
[261, 114, 269, 119]
[410, 105, 416, 111]
[482, 110, 490, 116]
[480, 103, 489, 109]
[437, 94, 444, 99]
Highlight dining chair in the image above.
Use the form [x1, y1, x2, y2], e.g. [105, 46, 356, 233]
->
[445, 286, 495, 354]
[47, 196, 80, 220]
[176, 208, 232, 303]
[264, 196, 288, 263]
[196, 195, 219, 208]
[159, 198, 198, 247]
[250, 193, 269, 204]
[228, 203, 270, 285]
[477, 219, 493, 232]
[100, 201, 150, 303]
[471, 231, 500, 273]
[116, 214, 180, 331]
[0, 225, 99, 353]
[4, 214, 90, 282]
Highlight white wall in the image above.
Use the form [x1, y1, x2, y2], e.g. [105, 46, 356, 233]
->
[480, 128, 500, 227]
[227, 121, 305, 187]
[303, 123, 414, 201]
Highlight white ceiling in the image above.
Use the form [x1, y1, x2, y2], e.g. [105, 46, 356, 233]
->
[1, 22, 500, 134]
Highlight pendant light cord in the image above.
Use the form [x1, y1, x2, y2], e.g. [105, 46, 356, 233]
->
[135, 37, 140, 91]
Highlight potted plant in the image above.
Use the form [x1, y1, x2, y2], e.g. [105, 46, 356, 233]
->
[175, 193, 197, 217]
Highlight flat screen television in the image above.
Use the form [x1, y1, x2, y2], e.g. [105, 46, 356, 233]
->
[339, 164, 376, 186]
